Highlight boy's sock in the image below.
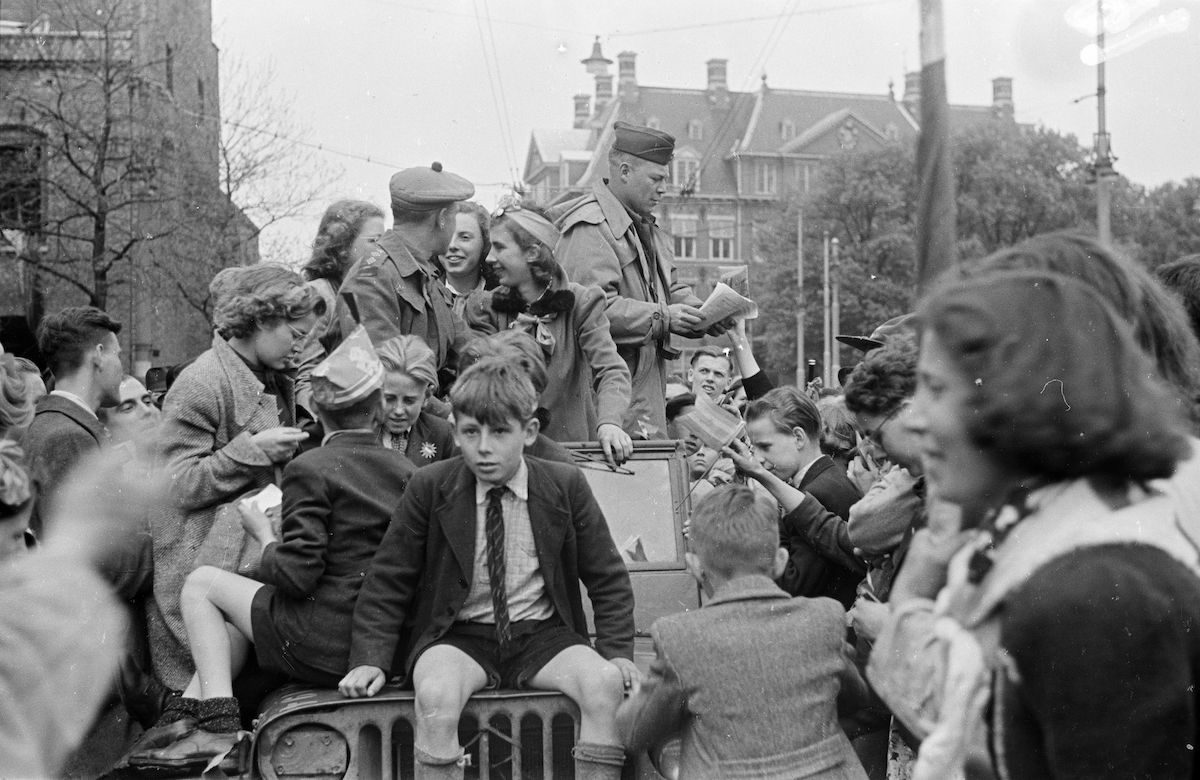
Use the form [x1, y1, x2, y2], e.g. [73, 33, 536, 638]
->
[414, 746, 469, 780]
[572, 741, 626, 780]
[196, 696, 241, 734]
[158, 692, 198, 724]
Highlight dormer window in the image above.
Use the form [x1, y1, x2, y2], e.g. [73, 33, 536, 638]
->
[672, 153, 700, 194]
[687, 120, 703, 140]
[780, 119, 796, 141]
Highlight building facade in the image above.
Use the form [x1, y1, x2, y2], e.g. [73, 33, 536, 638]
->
[524, 41, 1015, 300]
[0, 0, 257, 376]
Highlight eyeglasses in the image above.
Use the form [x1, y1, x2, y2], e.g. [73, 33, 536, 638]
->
[862, 400, 909, 446]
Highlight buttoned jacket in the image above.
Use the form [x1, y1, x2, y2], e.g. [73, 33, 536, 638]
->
[348, 455, 634, 677]
[23, 394, 107, 535]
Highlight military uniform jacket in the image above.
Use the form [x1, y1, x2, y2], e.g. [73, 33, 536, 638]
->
[334, 230, 470, 383]
[551, 182, 701, 437]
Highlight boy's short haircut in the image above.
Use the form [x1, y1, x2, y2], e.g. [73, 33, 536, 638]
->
[450, 358, 537, 428]
[689, 345, 732, 371]
[36, 306, 122, 378]
[460, 331, 548, 395]
[316, 388, 383, 431]
[688, 484, 778, 579]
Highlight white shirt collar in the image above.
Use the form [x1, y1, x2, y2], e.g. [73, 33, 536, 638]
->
[50, 389, 97, 419]
[475, 457, 529, 503]
[793, 453, 824, 486]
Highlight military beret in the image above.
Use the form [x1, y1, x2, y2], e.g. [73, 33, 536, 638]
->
[612, 121, 675, 165]
[388, 161, 475, 213]
[311, 325, 384, 410]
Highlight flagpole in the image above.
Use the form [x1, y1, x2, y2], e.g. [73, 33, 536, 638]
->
[915, 0, 957, 294]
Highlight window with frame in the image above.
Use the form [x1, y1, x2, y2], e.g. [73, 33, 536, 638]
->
[672, 157, 700, 193]
[780, 119, 796, 141]
[709, 218, 735, 260]
[754, 161, 777, 195]
[0, 132, 43, 231]
[671, 216, 698, 259]
[687, 119, 703, 140]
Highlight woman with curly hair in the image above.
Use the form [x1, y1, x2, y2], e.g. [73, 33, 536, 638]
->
[302, 200, 385, 304]
[439, 201, 498, 317]
[0, 354, 38, 440]
[463, 203, 633, 465]
[147, 264, 324, 693]
[872, 270, 1200, 778]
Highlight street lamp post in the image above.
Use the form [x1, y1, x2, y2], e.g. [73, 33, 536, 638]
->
[1094, 0, 1115, 245]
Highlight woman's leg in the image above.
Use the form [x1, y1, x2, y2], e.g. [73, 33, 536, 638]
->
[179, 566, 263, 700]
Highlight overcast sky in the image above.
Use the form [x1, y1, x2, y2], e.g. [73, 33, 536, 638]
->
[210, 0, 1200, 262]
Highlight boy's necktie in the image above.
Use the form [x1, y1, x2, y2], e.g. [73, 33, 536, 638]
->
[485, 486, 512, 649]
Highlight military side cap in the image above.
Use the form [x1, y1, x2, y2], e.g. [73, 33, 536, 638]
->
[835, 313, 915, 353]
[612, 121, 675, 165]
[389, 161, 475, 212]
[311, 325, 384, 409]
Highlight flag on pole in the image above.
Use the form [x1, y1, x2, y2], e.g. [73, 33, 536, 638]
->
[915, 0, 957, 293]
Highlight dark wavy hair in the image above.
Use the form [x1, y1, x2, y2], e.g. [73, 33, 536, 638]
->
[817, 395, 858, 463]
[36, 306, 122, 378]
[919, 270, 1188, 485]
[210, 265, 324, 340]
[843, 342, 918, 417]
[493, 205, 560, 290]
[1156, 255, 1200, 343]
[957, 232, 1200, 426]
[451, 202, 499, 289]
[302, 200, 385, 286]
[746, 386, 822, 437]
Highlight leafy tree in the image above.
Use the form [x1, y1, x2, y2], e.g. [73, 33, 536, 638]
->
[1127, 177, 1200, 268]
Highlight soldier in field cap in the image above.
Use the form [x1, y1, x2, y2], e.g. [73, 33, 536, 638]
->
[334, 162, 475, 391]
[550, 122, 730, 438]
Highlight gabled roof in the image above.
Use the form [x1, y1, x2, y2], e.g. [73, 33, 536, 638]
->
[523, 128, 593, 180]
[740, 87, 916, 153]
[778, 108, 888, 155]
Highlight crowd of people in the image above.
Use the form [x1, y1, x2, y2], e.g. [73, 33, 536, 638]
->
[3, 118, 1200, 780]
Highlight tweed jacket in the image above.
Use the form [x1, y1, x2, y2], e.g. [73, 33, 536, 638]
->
[618, 575, 868, 780]
[334, 230, 471, 382]
[463, 278, 632, 442]
[551, 181, 701, 437]
[258, 431, 416, 676]
[348, 456, 634, 677]
[23, 394, 107, 536]
[147, 333, 296, 689]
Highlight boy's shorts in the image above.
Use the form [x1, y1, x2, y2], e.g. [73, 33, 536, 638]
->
[250, 585, 343, 688]
[419, 617, 589, 689]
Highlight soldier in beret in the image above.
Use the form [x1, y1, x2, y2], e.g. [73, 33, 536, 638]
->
[334, 162, 475, 391]
[550, 122, 729, 437]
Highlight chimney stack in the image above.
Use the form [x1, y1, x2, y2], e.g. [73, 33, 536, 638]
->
[573, 94, 591, 128]
[902, 71, 921, 110]
[594, 74, 613, 115]
[706, 58, 730, 109]
[617, 51, 638, 102]
[992, 76, 1014, 119]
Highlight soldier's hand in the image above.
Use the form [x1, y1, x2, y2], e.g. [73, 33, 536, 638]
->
[667, 304, 704, 336]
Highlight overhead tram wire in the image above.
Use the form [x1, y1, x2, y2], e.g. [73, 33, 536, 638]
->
[472, 0, 521, 189]
[480, 0, 521, 187]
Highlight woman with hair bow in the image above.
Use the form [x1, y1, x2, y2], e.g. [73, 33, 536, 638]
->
[463, 202, 633, 465]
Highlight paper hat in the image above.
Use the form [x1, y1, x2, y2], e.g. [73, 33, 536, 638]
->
[311, 325, 384, 409]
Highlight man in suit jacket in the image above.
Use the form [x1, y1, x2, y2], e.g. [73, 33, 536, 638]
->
[618, 485, 868, 780]
[23, 306, 123, 537]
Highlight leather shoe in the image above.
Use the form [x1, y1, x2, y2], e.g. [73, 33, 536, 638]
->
[115, 717, 197, 769]
[127, 729, 243, 771]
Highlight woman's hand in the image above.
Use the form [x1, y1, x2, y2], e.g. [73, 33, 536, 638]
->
[722, 438, 767, 481]
[847, 597, 890, 642]
[598, 423, 633, 467]
[251, 426, 308, 463]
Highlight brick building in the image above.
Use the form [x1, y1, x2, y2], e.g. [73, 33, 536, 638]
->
[0, 0, 256, 376]
[524, 40, 1015, 299]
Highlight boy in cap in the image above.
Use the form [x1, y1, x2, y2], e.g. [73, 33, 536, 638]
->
[131, 327, 417, 770]
[617, 484, 868, 779]
[551, 122, 730, 438]
[340, 357, 636, 780]
[335, 161, 475, 388]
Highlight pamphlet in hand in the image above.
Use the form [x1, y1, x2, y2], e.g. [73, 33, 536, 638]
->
[698, 282, 758, 328]
[240, 483, 283, 515]
[678, 389, 746, 450]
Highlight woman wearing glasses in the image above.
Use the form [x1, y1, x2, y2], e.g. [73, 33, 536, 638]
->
[463, 203, 633, 465]
[147, 264, 323, 691]
[873, 270, 1200, 778]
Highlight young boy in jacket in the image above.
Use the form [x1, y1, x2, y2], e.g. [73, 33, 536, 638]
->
[340, 358, 636, 780]
[618, 484, 869, 780]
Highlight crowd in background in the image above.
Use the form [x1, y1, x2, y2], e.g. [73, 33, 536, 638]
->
[4, 120, 1200, 779]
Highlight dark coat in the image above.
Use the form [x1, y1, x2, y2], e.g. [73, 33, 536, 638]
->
[23, 394, 106, 536]
[401, 411, 457, 466]
[618, 575, 868, 780]
[259, 431, 416, 676]
[778, 456, 866, 609]
[348, 456, 635, 676]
